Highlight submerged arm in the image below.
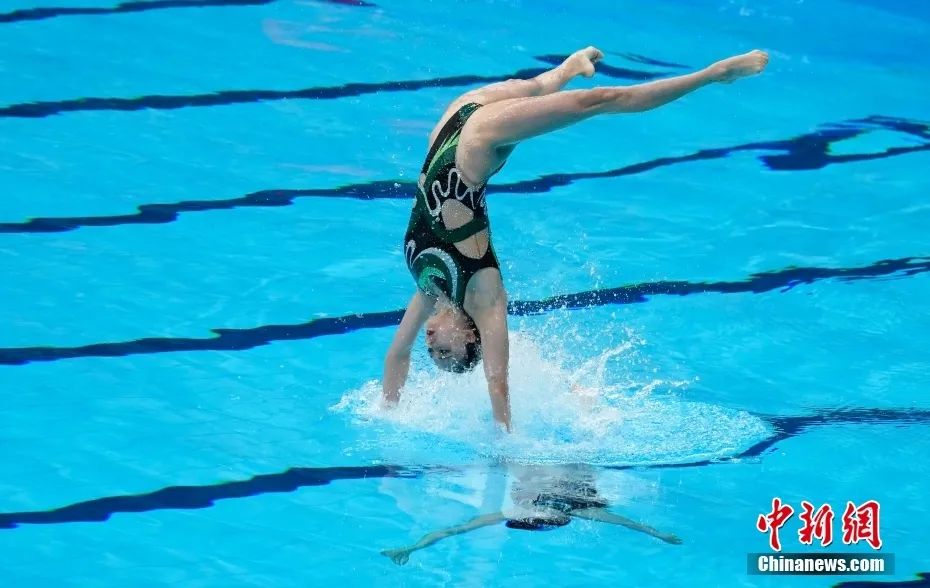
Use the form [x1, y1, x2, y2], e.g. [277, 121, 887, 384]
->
[572, 508, 682, 544]
[381, 513, 506, 565]
[382, 291, 435, 404]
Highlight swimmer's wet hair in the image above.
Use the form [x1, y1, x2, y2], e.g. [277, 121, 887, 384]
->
[448, 312, 482, 373]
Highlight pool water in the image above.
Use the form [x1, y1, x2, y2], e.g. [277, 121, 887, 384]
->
[1, 0, 928, 586]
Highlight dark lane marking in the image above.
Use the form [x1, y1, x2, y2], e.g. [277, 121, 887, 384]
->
[0, 182, 409, 233]
[0, 59, 665, 119]
[739, 408, 930, 459]
[1, 408, 928, 529]
[1, 256, 927, 366]
[0, 0, 372, 24]
[2, 115, 927, 235]
[605, 408, 930, 470]
[0, 465, 415, 529]
[507, 256, 930, 315]
[0, 309, 405, 366]
[606, 51, 689, 69]
[834, 573, 930, 588]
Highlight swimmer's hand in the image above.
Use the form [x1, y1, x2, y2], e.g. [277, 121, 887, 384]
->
[381, 371, 402, 407]
[494, 419, 511, 436]
[380, 392, 399, 410]
[380, 547, 411, 566]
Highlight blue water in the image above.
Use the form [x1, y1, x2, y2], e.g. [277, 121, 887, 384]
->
[1, 0, 928, 585]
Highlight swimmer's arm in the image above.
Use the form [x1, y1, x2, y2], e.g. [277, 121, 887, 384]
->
[571, 508, 682, 544]
[380, 513, 506, 565]
[382, 291, 435, 404]
[471, 294, 512, 432]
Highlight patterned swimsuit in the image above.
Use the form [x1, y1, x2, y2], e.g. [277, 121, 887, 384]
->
[403, 103, 504, 305]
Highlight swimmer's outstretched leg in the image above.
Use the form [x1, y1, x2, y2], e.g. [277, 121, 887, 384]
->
[461, 50, 768, 158]
[458, 46, 604, 105]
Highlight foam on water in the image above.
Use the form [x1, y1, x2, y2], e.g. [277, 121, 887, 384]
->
[334, 329, 770, 466]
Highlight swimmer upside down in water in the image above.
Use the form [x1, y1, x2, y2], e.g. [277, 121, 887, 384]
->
[382, 47, 769, 431]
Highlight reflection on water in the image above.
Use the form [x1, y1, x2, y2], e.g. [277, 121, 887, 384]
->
[378, 463, 680, 566]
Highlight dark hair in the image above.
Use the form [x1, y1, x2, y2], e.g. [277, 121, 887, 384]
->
[447, 311, 482, 373]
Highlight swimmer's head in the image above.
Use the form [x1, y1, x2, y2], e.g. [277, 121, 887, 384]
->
[425, 306, 482, 372]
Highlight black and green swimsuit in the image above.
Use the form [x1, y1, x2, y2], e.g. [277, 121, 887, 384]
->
[404, 103, 504, 305]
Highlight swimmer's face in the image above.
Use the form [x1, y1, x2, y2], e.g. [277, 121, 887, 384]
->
[424, 308, 476, 371]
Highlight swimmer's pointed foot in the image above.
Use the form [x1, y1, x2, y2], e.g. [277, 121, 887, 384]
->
[709, 49, 769, 83]
[564, 46, 604, 79]
[381, 548, 411, 565]
[659, 533, 683, 545]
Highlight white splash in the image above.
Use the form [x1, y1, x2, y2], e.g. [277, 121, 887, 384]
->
[332, 329, 770, 466]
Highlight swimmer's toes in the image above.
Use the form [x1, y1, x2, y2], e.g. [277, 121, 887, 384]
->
[566, 46, 602, 78]
[381, 549, 410, 565]
[583, 45, 604, 64]
[582, 46, 603, 77]
[749, 49, 769, 73]
[712, 49, 769, 83]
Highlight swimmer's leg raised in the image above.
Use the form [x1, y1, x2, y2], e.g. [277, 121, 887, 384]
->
[465, 50, 768, 148]
[457, 46, 604, 106]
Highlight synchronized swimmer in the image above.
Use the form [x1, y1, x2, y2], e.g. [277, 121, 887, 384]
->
[381, 47, 769, 431]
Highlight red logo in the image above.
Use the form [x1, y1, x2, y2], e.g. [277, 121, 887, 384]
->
[841, 500, 882, 550]
[756, 497, 794, 552]
[757, 499, 881, 551]
[798, 501, 834, 547]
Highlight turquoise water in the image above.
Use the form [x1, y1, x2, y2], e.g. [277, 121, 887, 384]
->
[1, 0, 928, 585]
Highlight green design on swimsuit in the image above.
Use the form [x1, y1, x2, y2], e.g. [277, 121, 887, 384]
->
[404, 103, 505, 306]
